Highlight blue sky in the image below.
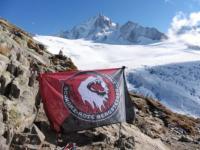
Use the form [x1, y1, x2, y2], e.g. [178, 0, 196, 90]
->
[0, 0, 200, 35]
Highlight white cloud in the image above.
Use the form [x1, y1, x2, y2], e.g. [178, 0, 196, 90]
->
[168, 11, 200, 46]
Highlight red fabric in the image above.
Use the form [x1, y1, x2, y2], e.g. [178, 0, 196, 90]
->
[39, 68, 121, 132]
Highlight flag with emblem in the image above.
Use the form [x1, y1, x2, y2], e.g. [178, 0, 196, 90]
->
[39, 67, 134, 133]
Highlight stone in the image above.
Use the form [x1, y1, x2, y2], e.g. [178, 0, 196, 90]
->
[178, 135, 193, 143]
[10, 83, 20, 99]
[0, 112, 5, 135]
[28, 74, 35, 87]
[31, 124, 45, 143]
[0, 58, 9, 73]
[24, 144, 41, 150]
[0, 136, 8, 150]
[12, 30, 23, 39]
[41, 143, 57, 150]
[114, 135, 135, 150]
[27, 39, 44, 55]
[6, 63, 23, 77]
[28, 134, 42, 145]
[0, 75, 6, 94]
[14, 66, 23, 77]
[6, 63, 16, 75]
[11, 133, 27, 145]
[38, 43, 45, 51]
[10, 125, 45, 149]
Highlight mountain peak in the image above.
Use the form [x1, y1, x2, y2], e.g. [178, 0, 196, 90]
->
[86, 14, 116, 30]
[93, 14, 115, 28]
[125, 21, 138, 26]
[60, 15, 167, 44]
[96, 13, 111, 21]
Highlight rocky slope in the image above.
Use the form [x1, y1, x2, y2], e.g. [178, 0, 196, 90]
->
[60, 14, 167, 44]
[0, 18, 200, 150]
[0, 18, 76, 149]
[34, 93, 200, 150]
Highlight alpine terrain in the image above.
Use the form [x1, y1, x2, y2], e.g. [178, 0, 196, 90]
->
[0, 15, 200, 150]
[35, 15, 200, 118]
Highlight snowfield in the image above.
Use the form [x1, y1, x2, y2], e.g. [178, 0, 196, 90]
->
[34, 35, 200, 117]
[127, 62, 200, 117]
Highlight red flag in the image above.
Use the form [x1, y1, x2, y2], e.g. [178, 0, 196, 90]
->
[39, 68, 129, 133]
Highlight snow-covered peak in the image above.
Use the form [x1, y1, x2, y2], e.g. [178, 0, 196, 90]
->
[121, 21, 138, 29]
[93, 14, 117, 29]
[60, 15, 167, 44]
[60, 14, 118, 41]
[120, 21, 167, 43]
[77, 14, 117, 30]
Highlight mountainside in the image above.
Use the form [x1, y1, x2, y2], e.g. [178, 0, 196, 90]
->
[34, 35, 200, 118]
[0, 18, 76, 149]
[60, 14, 167, 44]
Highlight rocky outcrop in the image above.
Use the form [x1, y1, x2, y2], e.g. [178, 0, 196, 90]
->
[0, 18, 76, 149]
[49, 54, 77, 71]
[10, 125, 45, 150]
[33, 93, 200, 150]
[131, 93, 200, 150]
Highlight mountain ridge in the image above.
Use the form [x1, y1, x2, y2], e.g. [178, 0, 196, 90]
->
[60, 14, 167, 44]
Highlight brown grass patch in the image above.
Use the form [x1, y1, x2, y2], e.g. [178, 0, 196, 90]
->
[130, 93, 200, 135]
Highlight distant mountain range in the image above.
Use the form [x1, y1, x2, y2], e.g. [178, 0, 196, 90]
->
[60, 14, 167, 44]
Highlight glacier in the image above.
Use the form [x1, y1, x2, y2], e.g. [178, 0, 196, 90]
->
[34, 35, 200, 117]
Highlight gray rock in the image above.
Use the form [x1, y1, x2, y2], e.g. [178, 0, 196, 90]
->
[0, 72, 12, 95]
[178, 135, 193, 143]
[6, 63, 23, 77]
[115, 134, 135, 150]
[6, 63, 16, 76]
[28, 74, 35, 87]
[31, 124, 45, 143]
[0, 75, 6, 94]
[11, 125, 45, 149]
[10, 83, 20, 99]
[0, 113, 5, 135]
[0, 136, 8, 150]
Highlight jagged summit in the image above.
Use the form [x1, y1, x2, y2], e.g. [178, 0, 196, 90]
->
[60, 14, 117, 41]
[93, 14, 117, 29]
[60, 14, 167, 44]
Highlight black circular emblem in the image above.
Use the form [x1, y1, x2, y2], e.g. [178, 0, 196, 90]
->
[63, 71, 120, 122]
